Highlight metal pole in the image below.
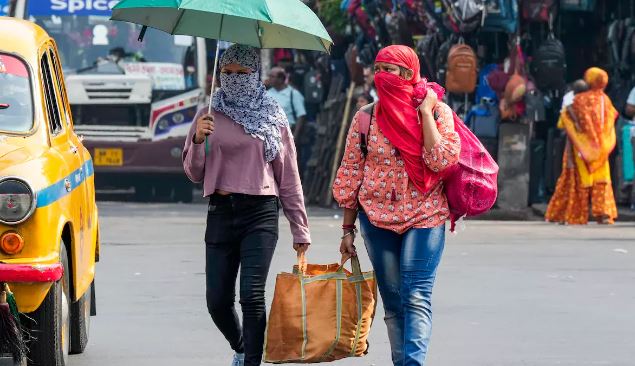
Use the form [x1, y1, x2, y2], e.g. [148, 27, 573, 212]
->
[207, 41, 220, 114]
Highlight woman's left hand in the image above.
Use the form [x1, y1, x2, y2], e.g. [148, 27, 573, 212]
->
[418, 88, 438, 117]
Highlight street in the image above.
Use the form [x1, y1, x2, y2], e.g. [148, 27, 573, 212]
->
[69, 202, 635, 366]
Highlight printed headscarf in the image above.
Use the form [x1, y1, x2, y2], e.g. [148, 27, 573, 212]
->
[211, 44, 288, 162]
[373, 45, 445, 194]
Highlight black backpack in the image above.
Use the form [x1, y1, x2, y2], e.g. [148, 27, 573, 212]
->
[416, 32, 444, 80]
[385, 9, 413, 45]
[435, 35, 456, 85]
[531, 35, 567, 93]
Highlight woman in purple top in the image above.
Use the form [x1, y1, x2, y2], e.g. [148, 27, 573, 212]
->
[182, 44, 311, 366]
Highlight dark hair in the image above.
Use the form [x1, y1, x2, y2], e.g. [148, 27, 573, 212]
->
[572, 79, 589, 94]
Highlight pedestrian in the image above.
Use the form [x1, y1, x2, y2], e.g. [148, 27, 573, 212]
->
[266, 66, 307, 138]
[355, 91, 374, 111]
[182, 44, 311, 366]
[332, 45, 461, 366]
[546, 67, 619, 225]
[561, 79, 589, 110]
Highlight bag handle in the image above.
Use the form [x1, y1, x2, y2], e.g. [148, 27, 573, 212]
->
[296, 251, 308, 274]
[338, 254, 363, 277]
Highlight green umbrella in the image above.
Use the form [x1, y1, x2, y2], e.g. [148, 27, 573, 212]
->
[111, 0, 332, 112]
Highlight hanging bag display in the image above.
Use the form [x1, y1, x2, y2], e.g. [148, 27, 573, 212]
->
[531, 33, 567, 94]
[440, 0, 485, 34]
[521, 0, 556, 23]
[482, 0, 519, 34]
[264, 254, 377, 363]
[500, 41, 527, 120]
[445, 40, 478, 94]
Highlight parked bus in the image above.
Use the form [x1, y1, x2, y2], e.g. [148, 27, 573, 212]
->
[12, 0, 208, 202]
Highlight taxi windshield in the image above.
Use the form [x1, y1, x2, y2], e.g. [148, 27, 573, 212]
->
[27, 4, 199, 91]
[0, 54, 34, 133]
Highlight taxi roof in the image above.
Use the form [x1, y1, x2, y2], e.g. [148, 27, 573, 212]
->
[0, 17, 52, 61]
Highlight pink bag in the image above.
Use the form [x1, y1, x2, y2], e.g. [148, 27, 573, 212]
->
[443, 111, 499, 231]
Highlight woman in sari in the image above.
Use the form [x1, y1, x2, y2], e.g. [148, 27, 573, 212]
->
[546, 67, 618, 225]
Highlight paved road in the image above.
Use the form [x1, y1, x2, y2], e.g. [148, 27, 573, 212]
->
[70, 202, 635, 366]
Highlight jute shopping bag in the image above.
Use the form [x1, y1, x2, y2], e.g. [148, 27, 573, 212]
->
[264, 254, 377, 363]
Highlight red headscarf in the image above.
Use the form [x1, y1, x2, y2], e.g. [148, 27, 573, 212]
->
[374, 45, 444, 194]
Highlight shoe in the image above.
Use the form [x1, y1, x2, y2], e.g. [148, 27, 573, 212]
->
[231, 353, 245, 366]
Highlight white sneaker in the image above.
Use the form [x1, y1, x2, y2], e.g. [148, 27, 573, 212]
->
[231, 353, 245, 366]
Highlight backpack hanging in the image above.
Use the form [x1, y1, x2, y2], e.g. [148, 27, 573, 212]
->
[521, 0, 556, 23]
[475, 63, 500, 104]
[435, 36, 455, 85]
[445, 41, 478, 94]
[482, 0, 519, 34]
[416, 32, 444, 81]
[530, 33, 567, 93]
[467, 99, 500, 138]
[385, 9, 413, 45]
[441, 0, 485, 34]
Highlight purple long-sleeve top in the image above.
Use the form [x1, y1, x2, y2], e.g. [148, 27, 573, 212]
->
[182, 109, 311, 244]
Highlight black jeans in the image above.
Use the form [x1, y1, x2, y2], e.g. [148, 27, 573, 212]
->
[205, 193, 279, 366]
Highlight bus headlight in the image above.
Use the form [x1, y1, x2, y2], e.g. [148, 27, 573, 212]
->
[170, 147, 183, 159]
[0, 178, 36, 225]
[158, 119, 170, 131]
[172, 113, 185, 124]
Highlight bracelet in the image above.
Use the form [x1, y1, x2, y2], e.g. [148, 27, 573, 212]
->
[342, 224, 356, 230]
[341, 228, 358, 240]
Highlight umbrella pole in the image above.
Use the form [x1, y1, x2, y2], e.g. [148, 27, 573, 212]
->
[208, 41, 221, 114]
[204, 41, 221, 154]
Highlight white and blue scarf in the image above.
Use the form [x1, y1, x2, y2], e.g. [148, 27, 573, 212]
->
[211, 44, 288, 162]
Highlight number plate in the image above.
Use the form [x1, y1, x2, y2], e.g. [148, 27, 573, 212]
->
[94, 148, 123, 166]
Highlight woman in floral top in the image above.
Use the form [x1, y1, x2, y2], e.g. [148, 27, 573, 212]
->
[333, 45, 460, 366]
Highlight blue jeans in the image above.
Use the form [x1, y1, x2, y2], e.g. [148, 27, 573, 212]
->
[359, 212, 445, 366]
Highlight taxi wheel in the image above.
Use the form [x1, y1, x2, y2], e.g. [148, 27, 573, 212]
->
[69, 279, 92, 354]
[26, 245, 70, 366]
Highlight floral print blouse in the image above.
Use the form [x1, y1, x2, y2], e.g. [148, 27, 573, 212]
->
[333, 103, 461, 233]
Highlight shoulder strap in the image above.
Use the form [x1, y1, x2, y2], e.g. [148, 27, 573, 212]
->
[358, 102, 375, 157]
[289, 87, 297, 121]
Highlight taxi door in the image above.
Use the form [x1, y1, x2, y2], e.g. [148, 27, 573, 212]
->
[40, 44, 90, 300]
[49, 45, 96, 298]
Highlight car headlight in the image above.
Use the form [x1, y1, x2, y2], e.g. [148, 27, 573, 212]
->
[0, 178, 36, 225]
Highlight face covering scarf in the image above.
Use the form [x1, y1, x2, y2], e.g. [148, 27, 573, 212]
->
[211, 44, 288, 162]
[373, 45, 445, 194]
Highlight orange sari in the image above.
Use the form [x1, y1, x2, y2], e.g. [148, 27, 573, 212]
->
[545, 68, 618, 224]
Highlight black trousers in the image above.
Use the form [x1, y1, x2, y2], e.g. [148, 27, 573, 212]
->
[205, 194, 279, 366]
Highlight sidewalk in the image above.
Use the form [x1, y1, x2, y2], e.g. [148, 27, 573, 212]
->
[530, 203, 635, 222]
[308, 204, 635, 222]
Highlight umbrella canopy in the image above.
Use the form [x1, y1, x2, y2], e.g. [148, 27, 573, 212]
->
[111, 0, 332, 53]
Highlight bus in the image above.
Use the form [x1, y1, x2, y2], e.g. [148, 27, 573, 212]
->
[12, 0, 208, 202]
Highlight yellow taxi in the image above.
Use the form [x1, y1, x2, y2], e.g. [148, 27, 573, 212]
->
[0, 17, 98, 364]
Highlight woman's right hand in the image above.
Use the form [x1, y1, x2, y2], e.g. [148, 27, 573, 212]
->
[194, 113, 215, 144]
[340, 233, 357, 257]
